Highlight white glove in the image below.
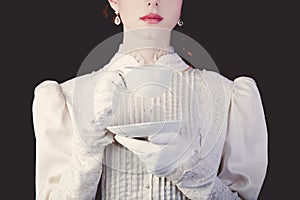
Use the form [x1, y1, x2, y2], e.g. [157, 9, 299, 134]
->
[114, 131, 197, 177]
[94, 70, 128, 130]
[49, 70, 128, 199]
[69, 69, 127, 156]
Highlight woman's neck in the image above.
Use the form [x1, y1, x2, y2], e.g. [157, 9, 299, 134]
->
[122, 27, 173, 64]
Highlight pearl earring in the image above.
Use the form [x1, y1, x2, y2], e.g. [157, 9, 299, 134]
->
[177, 19, 183, 26]
[114, 10, 121, 25]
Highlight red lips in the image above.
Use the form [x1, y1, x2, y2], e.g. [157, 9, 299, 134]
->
[140, 13, 163, 24]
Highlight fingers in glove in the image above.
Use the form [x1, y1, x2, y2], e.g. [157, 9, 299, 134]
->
[94, 93, 120, 116]
[95, 102, 113, 117]
[97, 71, 124, 88]
[114, 135, 167, 154]
[148, 132, 181, 145]
[96, 80, 120, 93]
[93, 102, 118, 129]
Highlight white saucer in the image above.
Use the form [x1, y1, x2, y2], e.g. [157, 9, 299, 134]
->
[106, 120, 182, 137]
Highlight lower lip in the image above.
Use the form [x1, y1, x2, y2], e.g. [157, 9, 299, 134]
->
[141, 18, 162, 24]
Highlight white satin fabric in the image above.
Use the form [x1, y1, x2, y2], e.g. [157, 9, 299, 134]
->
[33, 45, 268, 200]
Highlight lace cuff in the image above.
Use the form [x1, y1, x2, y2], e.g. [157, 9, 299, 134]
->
[48, 133, 106, 200]
[49, 155, 103, 200]
[167, 152, 202, 182]
[209, 178, 241, 200]
[167, 153, 241, 200]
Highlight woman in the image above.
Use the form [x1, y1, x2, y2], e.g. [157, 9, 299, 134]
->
[32, 0, 268, 199]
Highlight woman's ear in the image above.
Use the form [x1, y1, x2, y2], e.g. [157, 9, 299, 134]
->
[107, 0, 119, 12]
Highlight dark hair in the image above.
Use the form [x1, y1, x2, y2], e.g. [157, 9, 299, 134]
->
[180, 56, 196, 69]
[102, 4, 115, 23]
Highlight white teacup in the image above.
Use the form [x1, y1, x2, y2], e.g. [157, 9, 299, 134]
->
[122, 65, 173, 97]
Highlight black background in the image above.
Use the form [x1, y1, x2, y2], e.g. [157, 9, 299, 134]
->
[2, 0, 299, 199]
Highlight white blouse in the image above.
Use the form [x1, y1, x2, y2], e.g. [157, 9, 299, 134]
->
[32, 45, 268, 200]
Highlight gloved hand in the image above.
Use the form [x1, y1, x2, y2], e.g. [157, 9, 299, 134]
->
[49, 70, 129, 199]
[114, 130, 240, 200]
[73, 69, 127, 153]
[94, 70, 128, 131]
[114, 131, 197, 177]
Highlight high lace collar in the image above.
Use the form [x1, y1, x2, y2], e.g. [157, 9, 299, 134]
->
[103, 44, 191, 72]
[117, 43, 175, 64]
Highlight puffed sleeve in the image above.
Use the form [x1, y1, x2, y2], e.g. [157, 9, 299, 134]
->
[32, 80, 74, 199]
[218, 77, 268, 200]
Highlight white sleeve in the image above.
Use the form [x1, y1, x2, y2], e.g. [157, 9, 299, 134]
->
[218, 77, 268, 200]
[167, 76, 268, 200]
[33, 81, 75, 199]
[32, 80, 105, 200]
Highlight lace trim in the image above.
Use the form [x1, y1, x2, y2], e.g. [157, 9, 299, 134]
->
[209, 178, 241, 200]
[167, 152, 202, 182]
[168, 154, 241, 200]
[49, 76, 112, 199]
[107, 44, 191, 72]
[196, 70, 228, 158]
[127, 47, 173, 65]
[48, 131, 106, 200]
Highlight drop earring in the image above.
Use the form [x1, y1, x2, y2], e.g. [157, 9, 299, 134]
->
[114, 10, 121, 25]
[177, 18, 183, 27]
